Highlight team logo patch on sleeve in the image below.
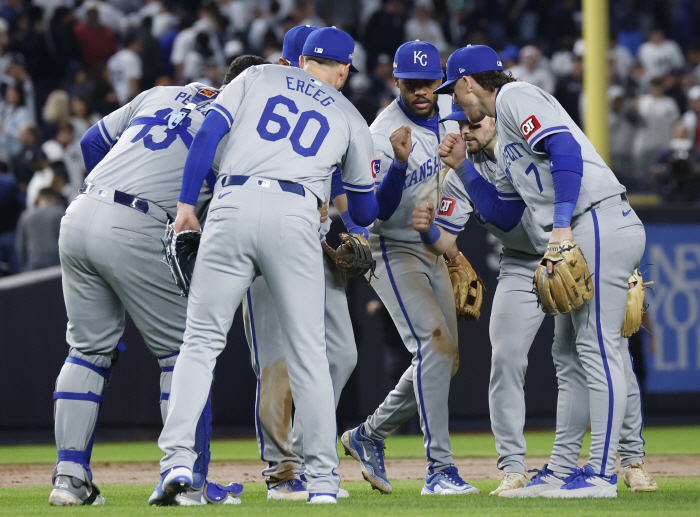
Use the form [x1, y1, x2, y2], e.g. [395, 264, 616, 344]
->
[438, 197, 456, 216]
[371, 159, 381, 179]
[520, 115, 541, 140]
[197, 88, 218, 98]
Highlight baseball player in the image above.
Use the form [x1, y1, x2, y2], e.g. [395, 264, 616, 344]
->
[435, 45, 646, 498]
[155, 27, 378, 505]
[50, 77, 244, 506]
[241, 25, 356, 501]
[341, 40, 479, 496]
[415, 104, 657, 495]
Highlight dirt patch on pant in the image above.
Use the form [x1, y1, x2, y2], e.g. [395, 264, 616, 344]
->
[3, 456, 699, 488]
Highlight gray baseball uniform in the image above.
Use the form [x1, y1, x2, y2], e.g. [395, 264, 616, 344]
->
[485, 81, 646, 477]
[157, 64, 375, 496]
[54, 84, 217, 486]
[359, 95, 460, 474]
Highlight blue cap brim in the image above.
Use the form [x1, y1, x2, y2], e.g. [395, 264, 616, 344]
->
[393, 70, 444, 80]
[433, 78, 458, 94]
[439, 110, 468, 123]
[288, 59, 300, 67]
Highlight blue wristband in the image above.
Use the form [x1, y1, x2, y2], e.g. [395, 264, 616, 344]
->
[340, 210, 369, 239]
[420, 223, 441, 245]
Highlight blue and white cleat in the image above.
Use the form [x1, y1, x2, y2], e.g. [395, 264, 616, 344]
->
[177, 481, 244, 505]
[341, 425, 392, 494]
[421, 466, 480, 495]
[307, 493, 337, 504]
[540, 465, 618, 498]
[499, 464, 567, 498]
[267, 479, 309, 501]
[148, 466, 193, 506]
[300, 474, 349, 498]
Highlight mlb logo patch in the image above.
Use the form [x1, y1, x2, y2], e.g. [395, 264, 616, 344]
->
[520, 115, 541, 140]
[257, 179, 270, 188]
[438, 197, 456, 216]
[198, 88, 218, 98]
[314, 47, 323, 53]
[371, 159, 381, 179]
[98, 189, 108, 197]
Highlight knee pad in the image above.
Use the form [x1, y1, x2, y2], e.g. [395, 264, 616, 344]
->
[54, 341, 126, 482]
[157, 352, 179, 424]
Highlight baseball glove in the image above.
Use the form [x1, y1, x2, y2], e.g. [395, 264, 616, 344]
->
[322, 232, 376, 279]
[533, 240, 594, 315]
[621, 269, 654, 338]
[445, 252, 485, 321]
[161, 223, 201, 297]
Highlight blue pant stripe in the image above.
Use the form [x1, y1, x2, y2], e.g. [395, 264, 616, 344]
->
[592, 209, 614, 476]
[53, 391, 104, 403]
[379, 237, 434, 468]
[246, 288, 266, 462]
[627, 348, 646, 449]
[64, 357, 111, 379]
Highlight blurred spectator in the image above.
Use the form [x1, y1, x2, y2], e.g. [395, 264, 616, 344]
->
[637, 27, 685, 80]
[633, 77, 681, 188]
[0, 160, 23, 276]
[550, 36, 577, 79]
[554, 54, 583, 127]
[42, 89, 70, 137]
[0, 18, 10, 76]
[12, 6, 52, 107]
[11, 124, 45, 189]
[546, 0, 580, 51]
[364, 0, 407, 70]
[681, 85, 700, 152]
[41, 120, 84, 202]
[69, 96, 98, 140]
[248, 4, 282, 54]
[90, 62, 119, 116]
[510, 45, 555, 94]
[650, 124, 700, 203]
[499, 44, 519, 70]
[15, 187, 64, 272]
[182, 32, 215, 84]
[609, 85, 639, 183]
[662, 71, 687, 114]
[171, 4, 226, 84]
[73, 1, 117, 71]
[138, 16, 163, 92]
[292, 0, 325, 28]
[405, 0, 446, 51]
[108, 32, 143, 106]
[48, 7, 83, 88]
[609, 35, 635, 81]
[220, 0, 253, 37]
[0, 83, 33, 158]
[74, 0, 127, 36]
[26, 159, 68, 211]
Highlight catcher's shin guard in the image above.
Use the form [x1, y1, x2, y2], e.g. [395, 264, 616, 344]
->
[53, 342, 126, 482]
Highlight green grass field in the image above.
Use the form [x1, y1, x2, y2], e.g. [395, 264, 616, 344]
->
[1, 426, 698, 515]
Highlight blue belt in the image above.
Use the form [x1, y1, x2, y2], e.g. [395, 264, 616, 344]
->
[221, 175, 306, 197]
[80, 183, 149, 214]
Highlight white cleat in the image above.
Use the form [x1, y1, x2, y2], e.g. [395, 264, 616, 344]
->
[49, 475, 105, 506]
[489, 472, 529, 496]
[540, 465, 617, 498]
[623, 462, 659, 492]
[267, 479, 309, 501]
[307, 494, 337, 504]
[499, 465, 566, 498]
[421, 467, 480, 495]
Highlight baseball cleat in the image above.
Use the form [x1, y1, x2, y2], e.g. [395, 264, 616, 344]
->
[341, 425, 392, 494]
[623, 462, 659, 492]
[540, 465, 617, 498]
[177, 480, 244, 505]
[421, 466, 480, 495]
[49, 475, 105, 506]
[307, 493, 337, 504]
[499, 465, 566, 498]
[267, 479, 309, 501]
[148, 466, 193, 506]
[300, 474, 349, 498]
[489, 471, 529, 495]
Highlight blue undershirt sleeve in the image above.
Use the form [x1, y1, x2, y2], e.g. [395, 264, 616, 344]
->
[375, 159, 408, 221]
[346, 190, 379, 227]
[80, 123, 112, 174]
[542, 132, 583, 228]
[179, 111, 231, 205]
[340, 210, 369, 239]
[330, 168, 345, 200]
[456, 161, 526, 232]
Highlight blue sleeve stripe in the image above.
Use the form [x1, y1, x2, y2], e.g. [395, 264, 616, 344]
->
[208, 103, 233, 127]
[529, 125, 569, 151]
[343, 182, 374, 192]
[498, 192, 522, 198]
[98, 120, 113, 144]
[434, 218, 463, 234]
[498, 193, 522, 201]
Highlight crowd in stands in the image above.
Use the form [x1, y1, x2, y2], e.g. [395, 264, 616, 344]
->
[1, 0, 700, 277]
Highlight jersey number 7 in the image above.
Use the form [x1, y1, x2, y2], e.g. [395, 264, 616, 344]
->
[524, 163, 543, 193]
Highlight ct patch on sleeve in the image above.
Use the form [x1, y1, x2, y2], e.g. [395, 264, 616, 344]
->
[371, 159, 381, 179]
[520, 115, 541, 141]
[438, 197, 456, 216]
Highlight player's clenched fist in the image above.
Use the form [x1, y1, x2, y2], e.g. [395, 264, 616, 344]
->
[390, 125, 412, 163]
[412, 203, 435, 233]
[439, 133, 466, 170]
[174, 201, 201, 232]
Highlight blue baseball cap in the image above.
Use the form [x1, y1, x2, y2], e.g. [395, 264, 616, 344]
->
[282, 25, 318, 67]
[393, 40, 444, 80]
[434, 45, 504, 94]
[302, 26, 358, 72]
[439, 101, 468, 122]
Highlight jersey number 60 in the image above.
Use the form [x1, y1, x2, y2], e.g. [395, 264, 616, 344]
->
[256, 95, 330, 157]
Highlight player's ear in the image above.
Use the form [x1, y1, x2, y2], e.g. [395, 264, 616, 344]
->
[393, 75, 399, 88]
[463, 76, 472, 92]
[299, 55, 306, 69]
[279, 57, 288, 66]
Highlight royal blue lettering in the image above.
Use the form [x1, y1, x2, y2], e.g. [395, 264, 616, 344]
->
[296, 79, 305, 92]
[174, 92, 188, 102]
[419, 164, 426, 182]
[286, 77, 295, 90]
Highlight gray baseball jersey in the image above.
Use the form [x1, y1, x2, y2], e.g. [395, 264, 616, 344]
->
[368, 95, 458, 243]
[493, 82, 625, 231]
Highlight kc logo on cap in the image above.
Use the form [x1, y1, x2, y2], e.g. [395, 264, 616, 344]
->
[414, 51, 427, 66]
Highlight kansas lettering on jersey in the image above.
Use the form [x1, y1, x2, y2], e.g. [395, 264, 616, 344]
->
[87, 84, 217, 218]
[493, 82, 625, 230]
[208, 65, 374, 201]
[369, 95, 458, 243]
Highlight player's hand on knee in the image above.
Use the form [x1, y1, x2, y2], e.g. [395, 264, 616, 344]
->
[438, 133, 466, 170]
[390, 125, 412, 163]
[318, 198, 329, 223]
[412, 203, 435, 232]
[174, 202, 201, 233]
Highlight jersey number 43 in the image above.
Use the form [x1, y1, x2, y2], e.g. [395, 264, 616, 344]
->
[256, 95, 330, 157]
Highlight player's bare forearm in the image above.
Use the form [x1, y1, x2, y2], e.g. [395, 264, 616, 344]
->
[333, 193, 349, 214]
[413, 203, 456, 255]
[445, 242, 460, 260]
[425, 227, 456, 256]
[174, 201, 201, 232]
